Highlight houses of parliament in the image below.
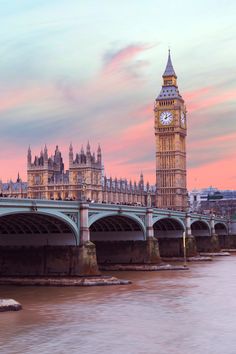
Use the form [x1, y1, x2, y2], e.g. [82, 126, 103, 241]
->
[0, 52, 188, 211]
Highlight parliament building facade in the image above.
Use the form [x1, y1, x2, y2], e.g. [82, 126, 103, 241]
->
[1, 52, 188, 211]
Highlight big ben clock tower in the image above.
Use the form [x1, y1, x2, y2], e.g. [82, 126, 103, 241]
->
[154, 50, 187, 211]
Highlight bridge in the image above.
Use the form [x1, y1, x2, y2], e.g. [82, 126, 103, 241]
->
[0, 198, 231, 276]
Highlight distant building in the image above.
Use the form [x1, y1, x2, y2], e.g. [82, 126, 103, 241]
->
[189, 187, 236, 219]
[27, 143, 155, 206]
[188, 190, 202, 213]
[0, 175, 27, 198]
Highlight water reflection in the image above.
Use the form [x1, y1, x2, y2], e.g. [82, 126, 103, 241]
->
[1, 257, 236, 354]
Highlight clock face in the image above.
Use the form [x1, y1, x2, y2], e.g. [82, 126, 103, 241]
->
[181, 112, 185, 126]
[159, 111, 173, 125]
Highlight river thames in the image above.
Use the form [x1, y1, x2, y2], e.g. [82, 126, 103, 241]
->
[1, 256, 236, 354]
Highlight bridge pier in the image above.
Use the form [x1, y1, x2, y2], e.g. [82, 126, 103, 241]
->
[210, 217, 220, 252]
[185, 214, 198, 257]
[145, 209, 161, 264]
[78, 204, 100, 276]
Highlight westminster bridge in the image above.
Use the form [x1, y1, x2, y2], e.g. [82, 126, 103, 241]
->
[0, 198, 232, 276]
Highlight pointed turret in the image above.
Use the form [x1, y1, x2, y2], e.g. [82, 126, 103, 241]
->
[86, 141, 91, 155]
[27, 146, 32, 167]
[55, 145, 59, 154]
[86, 141, 91, 164]
[39, 148, 44, 166]
[97, 144, 102, 164]
[16, 172, 21, 183]
[69, 142, 73, 153]
[129, 180, 133, 192]
[104, 175, 107, 190]
[157, 50, 182, 100]
[69, 142, 73, 166]
[139, 172, 144, 190]
[44, 144, 48, 161]
[163, 49, 177, 78]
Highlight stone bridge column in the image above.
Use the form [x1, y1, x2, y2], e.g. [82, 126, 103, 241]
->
[227, 219, 234, 249]
[78, 203, 99, 276]
[185, 214, 197, 256]
[80, 203, 90, 244]
[228, 219, 231, 235]
[223, 219, 231, 249]
[145, 208, 161, 264]
[210, 215, 220, 252]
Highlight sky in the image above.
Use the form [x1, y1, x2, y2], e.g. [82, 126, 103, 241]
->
[0, 0, 236, 190]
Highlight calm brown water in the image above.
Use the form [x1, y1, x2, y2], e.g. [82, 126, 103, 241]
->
[1, 257, 236, 354]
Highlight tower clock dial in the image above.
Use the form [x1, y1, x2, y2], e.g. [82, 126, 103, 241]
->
[159, 111, 173, 125]
[181, 112, 185, 126]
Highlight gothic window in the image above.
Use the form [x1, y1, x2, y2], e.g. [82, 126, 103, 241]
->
[35, 175, 41, 185]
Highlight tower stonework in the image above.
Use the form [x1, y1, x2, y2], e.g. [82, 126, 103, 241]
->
[154, 51, 187, 211]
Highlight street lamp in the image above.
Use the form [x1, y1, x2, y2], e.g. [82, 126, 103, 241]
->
[183, 231, 187, 267]
[78, 174, 87, 201]
[82, 182, 87, 201]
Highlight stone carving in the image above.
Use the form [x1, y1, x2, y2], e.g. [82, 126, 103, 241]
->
[88, 212, 99, 218]
[137, 215, 145, 224]
[65, 213, 78, 223]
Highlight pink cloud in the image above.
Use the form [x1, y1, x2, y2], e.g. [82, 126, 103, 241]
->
[99, 105, 155, 182]
[0, 86, 54, 113]
[103, 44, 153, 73]
[184, 87, 236, 113]
[184, 86, 212, 101]
[188, 131, 236, 150]
[101, 104, 153, 154]
[188, 154, 236, 190]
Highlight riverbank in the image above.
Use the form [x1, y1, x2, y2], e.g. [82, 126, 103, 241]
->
[99, 263, 189, 271]
[199, 252, 230, 257]
[161, 256, 213, 262]
[0, 275, 131, 287]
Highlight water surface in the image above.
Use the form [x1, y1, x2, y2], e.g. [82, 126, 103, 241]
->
[1, 257, 236, 354]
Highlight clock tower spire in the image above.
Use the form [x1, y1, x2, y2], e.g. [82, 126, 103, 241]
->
[154, 51, 187, 211]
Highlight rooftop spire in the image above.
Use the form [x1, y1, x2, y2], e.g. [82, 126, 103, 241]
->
[69, 142, 73, 152]
[163, 49, 177, 78]
[86, 141, 91, 155]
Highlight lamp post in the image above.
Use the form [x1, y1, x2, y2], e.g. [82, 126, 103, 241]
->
[81, 182, 87, 201]
[183, 231, 187, 267]
[78, 175, 87, 202]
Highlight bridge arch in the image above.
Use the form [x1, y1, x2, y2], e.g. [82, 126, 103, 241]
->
[190, 220, 211, 236]
[153, 216, 185, 238]
[215, 222, 228, 235]
[89, 212, 145, 241]
[89, 213, 146, 264]
[153, 217, 185, 257]
[89, 212, 146, 241]
[0, 210, 79, 245]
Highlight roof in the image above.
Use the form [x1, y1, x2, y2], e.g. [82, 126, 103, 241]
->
[157, 85, 182, 100]
[163, 50, 177, 78]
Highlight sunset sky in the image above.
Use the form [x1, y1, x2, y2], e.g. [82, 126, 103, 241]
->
[0, 0, 236, 190]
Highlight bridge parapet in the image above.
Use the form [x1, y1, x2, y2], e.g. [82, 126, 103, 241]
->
[0, 198, 229, 244]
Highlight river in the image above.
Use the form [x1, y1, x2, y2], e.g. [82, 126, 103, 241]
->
[1, 256, 236, 354]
